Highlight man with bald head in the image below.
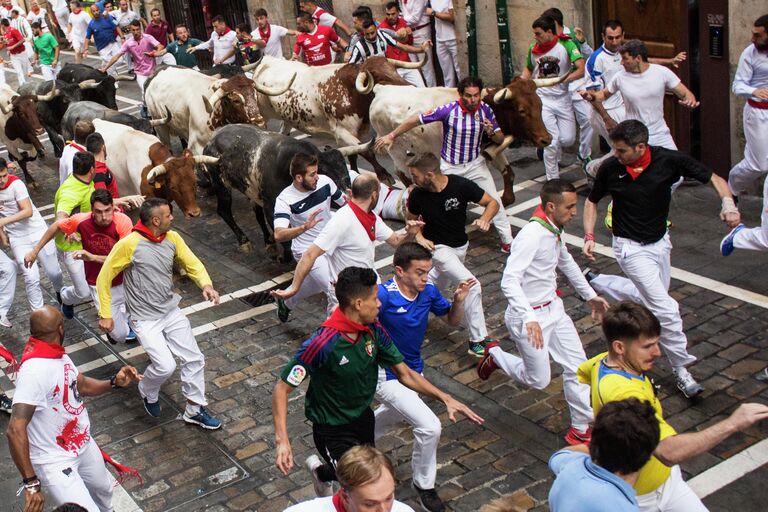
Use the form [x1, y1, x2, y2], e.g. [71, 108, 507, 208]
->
[272, 172, 425, 310]
[7, 305, 141, 512]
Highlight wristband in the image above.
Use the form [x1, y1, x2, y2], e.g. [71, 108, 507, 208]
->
[584, 233, 595, 242]
[110, 374, 118, 389]
[720, 197, 738, 213]
[22, 475, 38, 485]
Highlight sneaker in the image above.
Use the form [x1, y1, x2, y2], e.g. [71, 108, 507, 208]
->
[756, 368, 768, 382]
[0, 393, 12, 414]
[60, 302, 74, 320]
[56, 291, 63, 305]
[720, 223, 745, 257]
[674, 367, 704, 399]
[305, 454, 333, 497]
[143, 397, 161, 418]
[125, 328, 137, 343]
[582, 267, 597, 283]
[604, 201, 613, 231]
[500, 243, 511, 254]
[183, 406, 222, 430]
[0, 314, 11, 328]
[477, 341, 500, 380]
[276, 297, 291, 323]
[468, 338, 491, 358]
[413, 482, 446, 512]
[564, 426, 592, 445]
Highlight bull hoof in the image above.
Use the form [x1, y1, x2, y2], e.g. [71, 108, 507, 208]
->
[501, 190, 516, 206]
[239, 242, 253, 253]
[265, 243, 280, 260]
[376, 170, 395, 186]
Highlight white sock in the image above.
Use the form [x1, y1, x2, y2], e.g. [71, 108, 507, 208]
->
[185, 403, 201, 416]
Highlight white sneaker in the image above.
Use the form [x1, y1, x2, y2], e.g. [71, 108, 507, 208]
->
[0, 314, 11, 328]
[305, 454, 333, 497]
[673, 367, 703, 398]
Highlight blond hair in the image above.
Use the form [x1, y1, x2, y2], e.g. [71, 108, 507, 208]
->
[336, 445, 395, 490]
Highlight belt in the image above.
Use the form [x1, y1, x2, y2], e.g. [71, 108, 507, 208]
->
[748, 99, 768, 109]
[412, 22, 430, 30]
[532, 301, 552, 310]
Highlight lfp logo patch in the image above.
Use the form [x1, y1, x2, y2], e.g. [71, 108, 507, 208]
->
[286, 365, 307, 386]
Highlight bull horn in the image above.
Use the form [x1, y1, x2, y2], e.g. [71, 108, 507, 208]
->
[483, 135, 515, 161]
[146, 164, 167, 183]
[203, 88, 226, 114]
[532, 74, 569, 88]
[78, 79, 102, 90]
[192, 155, 220, 165]
[0, 98, 14, 115]
[149, 106, 173, 127]
[254, 72, 296, 96]
[241, 55, 263, 72]
[355, 70, 374, 94]
[336, 138, 375, 157]
[114, 74, 136, 81]
[36, 83, 59, 102]
[387, 54, 427, 69]
[493, 88, 510, 104]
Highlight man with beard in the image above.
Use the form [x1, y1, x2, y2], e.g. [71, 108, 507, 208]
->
[84, 3, 121, 78]
[292, 12, 347, 66]
[251, 8, 297, 59]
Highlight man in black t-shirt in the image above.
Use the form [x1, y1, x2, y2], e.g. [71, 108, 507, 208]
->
[581, 120, 740, 399]
[407, 152, 501, 357]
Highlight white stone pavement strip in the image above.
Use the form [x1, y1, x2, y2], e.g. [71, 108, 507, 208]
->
[687, 437, 768, 498]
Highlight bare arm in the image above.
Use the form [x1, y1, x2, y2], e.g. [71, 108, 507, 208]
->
[76, 366, 141, 397]
[7, 403, 36, 479]
[472, 192, 500, 232]
[386, 219, 426, 247]
[101, 51, 123, 71]
[443, 279, 476, 326]
[24, 220, 63, 267]
[270, 243, 324, 300]
[215, 46, 235, 65]
[274, 209, 322, 243]
[374, 113, 423, 151]
[566, 58, 585, 83]
[671, 82, 699, 109]
[0, 197, 33, 230]
[710, 173, 741, 228]
[334, 19, 354, 38]
[272, 380, 295, 475]
[582, 199, 599, 261]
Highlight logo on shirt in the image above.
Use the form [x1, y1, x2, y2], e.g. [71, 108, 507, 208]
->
[365, 339, 374, 358]
[444, 198, 460, 211]
[62, 363, 84, 416]
[396, 306, 408, 313]
[339, 355, 350, 365]
[538, 56, 560, 78]
[286, 364, 306, 386]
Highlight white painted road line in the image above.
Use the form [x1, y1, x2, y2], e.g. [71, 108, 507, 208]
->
[687, 437, 768, 498]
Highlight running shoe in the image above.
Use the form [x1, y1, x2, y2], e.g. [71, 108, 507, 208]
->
[125, 328, 137, 343]
[720, 223, 745, 257]
[500, 243, 511, 254]
[276, 298, 291, 323]
[674, 367, 704, 399]
[477, 341, 500, 380]
[413, 482, 446, 512]
[0, 393, 12, 414]
[0, 314, 11, 328]
[305, 454, 333, 497]
[468, 338, 491, 358]
[143, 398, 161, 418]
[183, 406, 222, 430]
[61, 302, 74, 320]
[564, 426, 592, 445]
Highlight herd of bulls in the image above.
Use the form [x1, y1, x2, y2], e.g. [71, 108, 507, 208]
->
[4, 56, 566, 258]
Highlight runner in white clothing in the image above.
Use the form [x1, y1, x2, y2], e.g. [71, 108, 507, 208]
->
[273, 154, 346, 321]
[397, 0, 436, 86]
[252, 8, 296, 59]
[349, 168, 410, 221]
[271, 172, 423, 305]
[0, 240, 16, 327]
[188, 15, 236, 65]
[299, 0, 353, 37]
[427, 0, 460, 87]
[66, 1, 90, 63]
[477, 179, 609, 445]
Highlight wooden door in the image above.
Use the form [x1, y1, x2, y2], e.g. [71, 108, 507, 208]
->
[594, 1, 691, 153]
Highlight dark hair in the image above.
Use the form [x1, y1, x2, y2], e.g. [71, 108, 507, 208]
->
[236, 22, 252, 33]
[70, 1, 81, 6]
[31, 21, 42, 30]
[353, 6, 373, 21]
[150, 8, 160, 15]
[254, 8, 268, 17]
[297, 12, 313, 24]
[590, 398, 660, 475]
[85, 132, 105, 154]
[350, 173, 378, 200]
[0, 19, 9, 27]
[139, 197, 171, 224]
[362, 19, 376, 30]
[755, 14, 768, 30]
[289, 153, 318, 178]
[618, 39, 648, 61]
[540, 179, 576, 207]
[211, 15, 226, 24]
[602, 19, 623, 34]
[129, 19, 141, 28]
[405, 152, 440, 174]
[532, 16, 556, 34]
[602, 301, 661, 347]
[90, 188, 113, 207]
[72, 152, 95, 176]
[0, 157, 6, 170]
[609, 119, 649, 147]
[458, 76, 483, 94]
[52, 504, 89, 512]
[335, 266, 377, 309]
[540, 8, 564, 27]
[74, 120, 95, 144]
[175, 23, 187, 31]
[393, 242, 432, 271]
[385, 1, 400, 12]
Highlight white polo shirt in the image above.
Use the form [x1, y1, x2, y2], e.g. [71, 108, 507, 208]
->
[251, 24, 289, 59]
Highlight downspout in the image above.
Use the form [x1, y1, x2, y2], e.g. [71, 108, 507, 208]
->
[466, 0, 478, 77]
[496, 0, 513, 83]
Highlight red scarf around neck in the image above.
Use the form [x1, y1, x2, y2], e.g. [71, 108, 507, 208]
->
[132, 220, 166, 243]
[532, 33, 570, 55]
[347, 201, 376, 241]
[0, 173, 19, 190]
[258, 24, 271, 42]
[332, 491, 347, 511]
[20, 336, 65, 366]
[625, 148, 652, 180]
[321, 307, 372, 340]
[458, 97, 479, 114]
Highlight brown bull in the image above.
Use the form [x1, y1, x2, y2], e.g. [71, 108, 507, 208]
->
[140, 146, 207, 218]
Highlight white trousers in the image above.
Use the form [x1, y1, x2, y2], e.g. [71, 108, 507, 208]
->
[131, 307, 207, 406]
[380, 187, 409, 221]
[286, 252, 336, 316]
[90, 284, 129, 342]
[136, 73, 150, 102]
[374, 373, 441, 489]
[571, 94, 594, 160]
[411, 26, 436, 87]
[436, 38, 460, 88]
[11, 236, 63, 310]
[636, 465, 707, 512]
[541, 95, 577, 180]
[40, 62, 61, 80]
[10, 53, 30, 84]
[33, 440, 113, 512]
[54, 9, 70, 37]
[441, 156, 513, 244]
[98, 42, 121, 78]
[494, 298, 592, 430]
[728, 104, 768, 196]
[586, 105, 628, 179]
[58, 250, 91, 306]
[590, 235, 695, 368]
[0, 249, 16, 317]
[429, 243, 487, 342]
[733, 170, 768, 251]
[396, 67, 425, 87]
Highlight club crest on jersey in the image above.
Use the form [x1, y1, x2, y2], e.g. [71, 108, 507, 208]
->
[286, 365, 306, 386]
[365, 339, 374, 358]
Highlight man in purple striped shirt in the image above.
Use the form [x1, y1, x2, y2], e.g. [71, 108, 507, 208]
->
[376, 76, 513, 252]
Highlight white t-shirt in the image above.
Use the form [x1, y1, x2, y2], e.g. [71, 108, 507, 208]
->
[68, 10, 90, 40]
[431, 0, 456, 41]
[0, 178, 47, 241]
[111, 8, 139, 30]
[284, 496, 415, 512]
[26, 9, 48, 30]
[273, 175, 344, 258]
[195, 29, 237, 64]
[13, 354, 93, 465]
[251, 24, 289, 59]
[313, 202, 393, 278]
[311, 7, 337, 28]
[49, 0, 67, 13]
[528, 40, 582, 98]
[59, 142, 83, 183]
[607, 64, 681, 142]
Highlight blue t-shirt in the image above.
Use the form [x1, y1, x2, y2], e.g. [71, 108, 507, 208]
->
[378, 278, 451, 380]
[86, 16, 118, 51]
[548, 450, 639, 512]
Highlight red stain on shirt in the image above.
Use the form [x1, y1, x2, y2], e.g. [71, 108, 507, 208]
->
[56, 418, 90, 453]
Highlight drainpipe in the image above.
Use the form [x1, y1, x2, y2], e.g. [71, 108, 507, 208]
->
[496, 0, 513, 83]
[466, 0, 478, 77]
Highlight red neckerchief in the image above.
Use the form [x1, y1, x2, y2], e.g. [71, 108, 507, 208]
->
[529, 205, 562, 240]
[20, 336, 65, 366]
[217, 27, 232, 38]
[347, 201, 376, 241]
[132, 220, 166, 243]
[100, 447, 142, 484]
[320, 307, 373, 340]
[624, 148, 652, 180]
[0, 173, 19, 190]
[532, 33, 570, 55]
[69, 142, 85, 152]
[0, 345, 18, 376]
[332, 491, 347, 511]
[458, 97, 479, 114]
[72, 7, 81, 14]
[258, 24, 271, 42]
[31, 6, 40, 13]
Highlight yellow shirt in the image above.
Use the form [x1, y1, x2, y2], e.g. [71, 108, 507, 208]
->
[577, 352, 676, 495]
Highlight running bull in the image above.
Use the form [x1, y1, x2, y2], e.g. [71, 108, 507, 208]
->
[61, 101, 172, 141]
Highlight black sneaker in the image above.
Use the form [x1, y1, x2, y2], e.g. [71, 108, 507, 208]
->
[61, 302, 74, 320]
[582, 267, 598, 283]
[276, 298, 291, 323]
[0, 393, 12, 414]
[56, 291, 62, 305]
[413, 483, 445, 512]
